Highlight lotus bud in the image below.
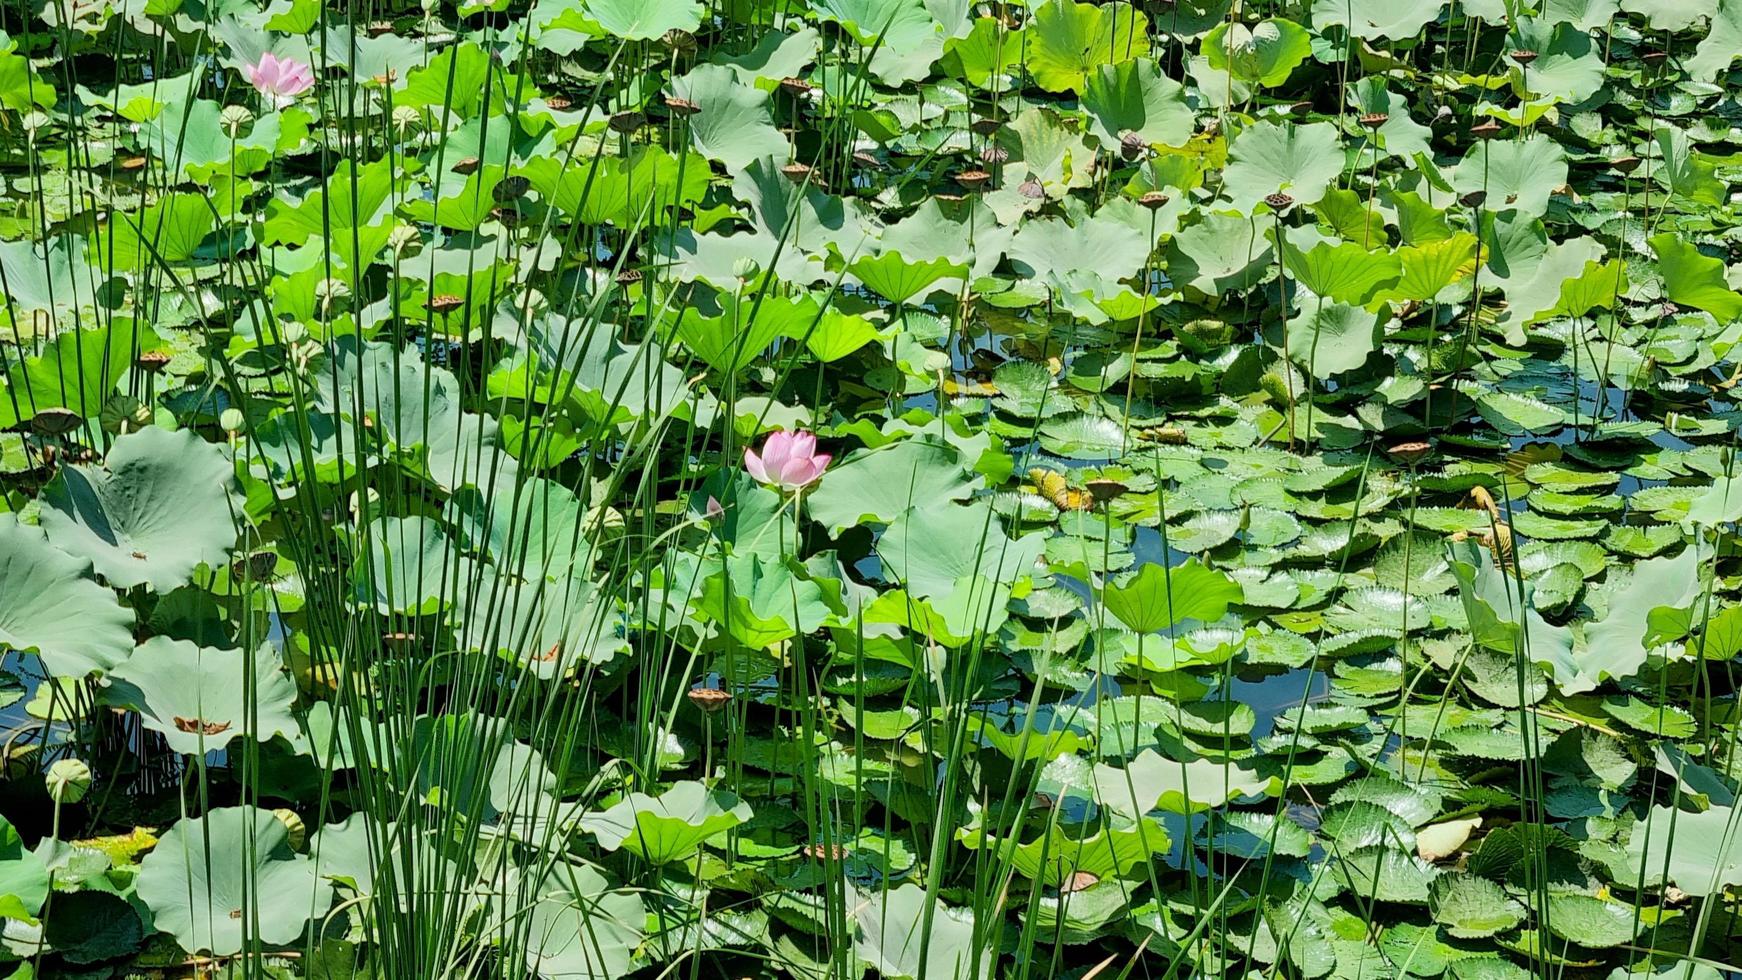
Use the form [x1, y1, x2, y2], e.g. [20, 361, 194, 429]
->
[272, 808, 307, 850]
[220, 104, 254, 136]
[219, 408, 245, 435]
[45, 757, 92, 804]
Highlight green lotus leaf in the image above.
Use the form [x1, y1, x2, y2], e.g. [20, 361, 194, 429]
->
[812, 0, 946, 85]
[106, 637, 300, 756]
[669, 64, 788, 170]
[1312, 0, 1444, 38]
[1453, 135, 1566, 219]
[1650, 234, 1742, 323]
[877, 501, 1044, 599]
[1223, 121, 1343, 213]
[459, 570, 629, 676]
[1081, 58, 1194, 147]
[0, 319, 163, 429]
[1101, 559, 1242, 633]
[806, 438, 981, 534]
[1285, 237, 1402, 305]
[1204, 18, 1311, 87]
[519, 864, 647, 979]
[581, 781, 752, 864]
[1501, 23, 1601, 108]
[584, 0, 700, 39]
[1025, 0, 1150, 94]
[852, 882, 985, 980]
[848, 251, 968, 306]
[39, 426, 237, 592]
[1286, 302, 1381, 379]
[1091, 748, 1274, 816]
[42, 890, 143, 965]
[0, 814, 48, 923]
[959, 817, 1168, 886]
[350, 515, 458, 614]
[137, 806, 334, 955]
[0, 517, 133, 678]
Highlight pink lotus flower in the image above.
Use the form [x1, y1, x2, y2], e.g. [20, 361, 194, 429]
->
[744, 430, 830, 492]
[246, 53, 315, 109]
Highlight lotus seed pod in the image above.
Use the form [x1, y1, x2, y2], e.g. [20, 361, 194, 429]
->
[387, 223, 422, 255]
[272, 808, 307, 850]
[45, 757, 92, 804]
[220, 104, 254, 136]
[391, 105, 422, 133]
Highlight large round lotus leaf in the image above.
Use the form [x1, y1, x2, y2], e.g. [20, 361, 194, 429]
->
[137, 806, 333, 955]
[0, 517, 133, 678]
[583, 0, 700, 39]
[805, 438, 982, 534]
[580, 781, 752, 864]
[667, 65, 786, 170]
[105, 637, 300, 756]
[853, 882, 983, 980]
[42, 890, 143, 964]
[39, 425, 238, 591]
[447, 476, 592, 582]
[1101, 560, 1243, 633]
[519, 864, 647, 979]
[349, 514, 458, 614]
[458, 570, 629, 677]
[1222, 121, 1343, 212]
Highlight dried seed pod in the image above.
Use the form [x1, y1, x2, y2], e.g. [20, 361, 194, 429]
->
[367, 20, 395, 36]
[31, 408, 83, 437]
[544, 95, 572, 111]
[452, 156, 480, 175]
[1510, 48, 1539, 65]
[956, 169, 991, 191]
[1459, 190, 1487, 208]
[980, 145, 1010, 166]
[428, 294, 466, 314]
[687, 687, 732, 714]
[1358, 111, 1389, 129]
[664, 95, 701, 117]
[230, 551, 278, 581]
[1289, 100, 1314, 116]
[1119, 130, 1147, 160]
[614, 268, 644, 286]
[971, 116, 1002, 136]
[1138, 190, 1170, 210]
[1470, 119, 1503, 139]
[493, 175, 530, 202]
[779, 76, 814, 97]
[802, 842, 848, 861]
[120, 155, 147, 172]
[609, 110, 646, 134]
[136, 350, 172, 374]
[1386, 441, 1432, 465]
[1641, 49, 1669, 67]
[490, 206, 521, 228]
[1060, 871, 1100, 894]
[172, 716, 232, 736]
[852, 150, 881, 170]
[1017, 178, 1045, 200]
[781, 162, 814, 185]
[661, 28, 697, 52]
[1085, 478, 1128, 504]
[1611, 154, 1642, 174]
[1264, 191, 1294, 210]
